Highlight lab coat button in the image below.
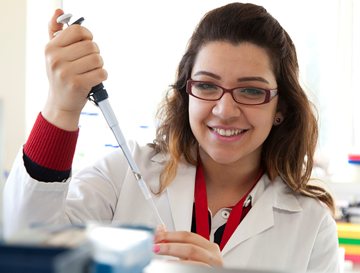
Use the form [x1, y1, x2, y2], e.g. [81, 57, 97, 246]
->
[244, 196, 252, 207]
[221, 209, 231, 219]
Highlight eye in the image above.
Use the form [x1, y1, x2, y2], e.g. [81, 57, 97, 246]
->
[238, 88, 266, 97]
[193, 82, 218, 91]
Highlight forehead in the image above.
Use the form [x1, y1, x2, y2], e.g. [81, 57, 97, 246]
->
[192, 41, 276, 84]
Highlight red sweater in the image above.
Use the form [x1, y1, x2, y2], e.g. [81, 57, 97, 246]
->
[24, 113, 79, 171]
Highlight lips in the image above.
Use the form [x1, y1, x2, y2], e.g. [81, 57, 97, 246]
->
[210, 127, 247, 137]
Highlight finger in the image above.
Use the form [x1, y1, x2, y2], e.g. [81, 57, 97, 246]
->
[54, 65, 107, 97]
[61, 41, 100, 62]
[53, 25, 93, 47]
[155, 231, 211, 250]
[156, 243, 222, 267]
[48, 9, 64, 39]
[69, 53, 104, 75]
[74, 68, 108, 93]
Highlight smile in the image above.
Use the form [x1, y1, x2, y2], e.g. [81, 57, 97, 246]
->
[211, 127, 247, 137]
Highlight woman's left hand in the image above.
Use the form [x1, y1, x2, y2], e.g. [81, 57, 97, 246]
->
[153, 230, 223, 267]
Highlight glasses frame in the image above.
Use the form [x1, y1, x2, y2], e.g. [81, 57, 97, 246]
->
[186, 80, 278, 105]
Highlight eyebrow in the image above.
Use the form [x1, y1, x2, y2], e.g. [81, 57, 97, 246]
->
[193, 71, 270, 84]
[238, 76, 269, 84]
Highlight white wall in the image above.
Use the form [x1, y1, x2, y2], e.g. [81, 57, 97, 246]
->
[0, 0, 26, 227]
[0, 0, 27, 182]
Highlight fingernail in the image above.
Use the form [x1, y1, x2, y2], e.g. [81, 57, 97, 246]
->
[153, 244, 160, 253]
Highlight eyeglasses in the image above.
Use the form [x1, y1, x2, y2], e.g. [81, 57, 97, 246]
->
[186, 80, 278, 105]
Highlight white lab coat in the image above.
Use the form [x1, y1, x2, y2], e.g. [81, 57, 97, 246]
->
[3, 142, 340, 272]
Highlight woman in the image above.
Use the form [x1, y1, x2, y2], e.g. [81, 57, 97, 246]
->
[3, 2, 339, 272]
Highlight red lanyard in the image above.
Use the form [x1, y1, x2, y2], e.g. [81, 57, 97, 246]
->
[194, 161, 263, 250]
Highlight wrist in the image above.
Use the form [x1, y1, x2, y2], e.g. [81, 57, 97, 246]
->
[42, 105, 81, 132]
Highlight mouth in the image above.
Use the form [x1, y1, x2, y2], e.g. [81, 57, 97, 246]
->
[210, 127, 248, 137]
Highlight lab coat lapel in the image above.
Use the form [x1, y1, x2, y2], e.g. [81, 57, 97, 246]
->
[166, 161, 196, 232]
[221, 177, 302, 255]
[221, 178, 275, 255]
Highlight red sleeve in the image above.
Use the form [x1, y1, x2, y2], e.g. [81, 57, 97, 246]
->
[23, 113, 79, 171]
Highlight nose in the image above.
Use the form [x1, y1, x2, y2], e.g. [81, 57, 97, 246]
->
[212, 93, 241, 119]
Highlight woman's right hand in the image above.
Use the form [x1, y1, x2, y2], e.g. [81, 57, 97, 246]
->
[42, 9, 108, 131]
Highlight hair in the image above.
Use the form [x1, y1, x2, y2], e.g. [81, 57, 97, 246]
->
[150, 2, 334, 213]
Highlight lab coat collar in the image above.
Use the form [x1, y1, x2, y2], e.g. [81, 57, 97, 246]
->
[151, 153, 303, 253]
[222, 175, 303, 255]
[151, 152, 196, 232]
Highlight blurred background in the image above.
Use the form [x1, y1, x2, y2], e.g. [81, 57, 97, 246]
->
[1, 0, 360, 268]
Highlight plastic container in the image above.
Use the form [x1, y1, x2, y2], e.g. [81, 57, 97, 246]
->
[87, 226, 154, 273]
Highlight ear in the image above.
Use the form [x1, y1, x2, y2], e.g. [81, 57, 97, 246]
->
[273, 112, 284, 126]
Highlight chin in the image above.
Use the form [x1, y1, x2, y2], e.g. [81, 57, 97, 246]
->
[207, 151, 243, 165]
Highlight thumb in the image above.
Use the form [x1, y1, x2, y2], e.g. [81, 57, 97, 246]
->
[48, 9, 64, 39]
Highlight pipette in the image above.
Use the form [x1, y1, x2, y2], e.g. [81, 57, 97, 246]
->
[57, 14, 166, 228]
[88, 84, 165, 228]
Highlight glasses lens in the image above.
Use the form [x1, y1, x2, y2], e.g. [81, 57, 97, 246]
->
[191, 82, 222, 100]
[233, 88, 266, 104]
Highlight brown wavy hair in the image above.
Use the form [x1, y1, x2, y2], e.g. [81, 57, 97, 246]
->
[151, 2, 334, 213]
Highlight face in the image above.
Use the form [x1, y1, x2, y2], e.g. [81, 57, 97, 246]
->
[189, 41, 280, 167]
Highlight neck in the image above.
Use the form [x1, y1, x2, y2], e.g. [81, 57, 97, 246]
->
[199, 149, 262, 213]
[200, 151, 261, 188]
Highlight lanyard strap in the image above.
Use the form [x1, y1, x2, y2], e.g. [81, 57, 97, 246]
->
[194, 161, 263, 251]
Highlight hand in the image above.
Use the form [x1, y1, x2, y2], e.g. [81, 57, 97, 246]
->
[154, 230, 223, 267]
[42, 9, 107, 131]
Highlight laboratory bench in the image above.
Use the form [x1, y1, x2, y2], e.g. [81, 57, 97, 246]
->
[0, 243, 358, 273]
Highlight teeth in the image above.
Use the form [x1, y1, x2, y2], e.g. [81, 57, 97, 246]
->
[213, 128, 244, 137]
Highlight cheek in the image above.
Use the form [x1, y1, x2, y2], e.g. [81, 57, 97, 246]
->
[188, 99, 210, 127]
[188, 100, 200, 133]
[255, 99, 278, 126]
[245, 107, 277, 130]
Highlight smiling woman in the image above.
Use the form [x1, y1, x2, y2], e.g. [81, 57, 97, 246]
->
[4, 2, 343, 272]
[188, 42, 279, 172]
[25, 0, 359, 182]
